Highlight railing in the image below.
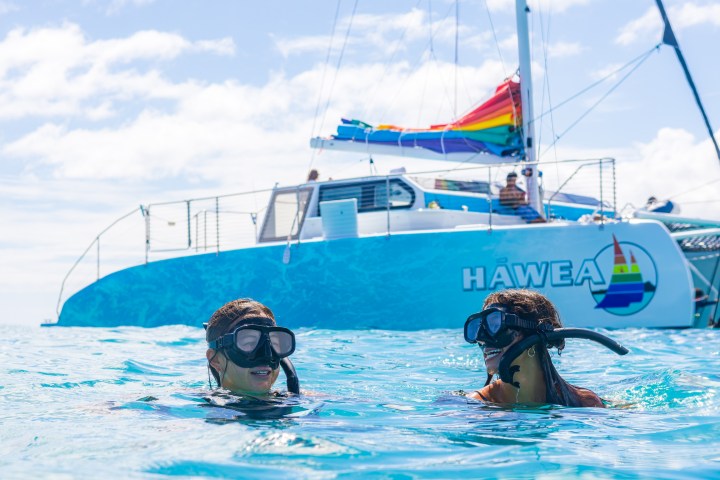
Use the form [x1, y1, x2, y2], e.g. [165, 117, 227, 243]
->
[141, 188, 273, 260]
[55, 188, 273, 319]
[55, 207, 141, 317]
[55, 158, 616, 320]
[407, 157, 617, 224]
[545, 157, 616, 223]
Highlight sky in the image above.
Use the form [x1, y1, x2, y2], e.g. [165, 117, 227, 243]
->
[1, 0, 719, 326]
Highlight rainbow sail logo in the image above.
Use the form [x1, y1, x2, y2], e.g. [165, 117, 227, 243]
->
[591, 235, 658, 316]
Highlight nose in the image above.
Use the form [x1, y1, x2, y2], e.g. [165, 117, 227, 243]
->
[258, 337, 273, 357]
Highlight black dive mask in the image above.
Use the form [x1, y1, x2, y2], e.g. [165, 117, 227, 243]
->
[207, 317, 296, 370]
[464, 303, 549, 349]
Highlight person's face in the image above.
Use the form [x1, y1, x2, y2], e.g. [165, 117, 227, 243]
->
[506, 176, 517, 186]
[207, 349, 280, 395]
[481, 330, 522, 375]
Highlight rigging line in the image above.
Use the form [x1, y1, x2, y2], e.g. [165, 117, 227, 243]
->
[533, 44, 661, 124]
[481, 0, 520, 148]
[375, 0, 457, 125]
[444, 153, 487, 175]
[454, 0, 459, 120]
[327, 155, 371, 179]
[416, 0, 433, 125]
[541, 46, 658, 156]
[308, 0, 343, 169]
[428, 0, 434, 55]
[315, 0, 359, 151]
[538, 5, 561, 184]
[679, 198, 720, 204]
[482, 0, 509, 80]
[360, 0, 424, 121]
[655, 0, 720, 168]
[536, 5, 546, 151]
[667, 177, 720, 200]
[534, 2, 560, 189]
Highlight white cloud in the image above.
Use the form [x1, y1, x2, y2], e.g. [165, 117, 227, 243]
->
[589, 62, 624, 82]
[547, 41, 583, 58]
[195, 38, 235, 56]
[542, 127, 720, 220]
[274, 34, 331, 58]
[620, 128, 720, 218]
[274, 8, 468, 58]
[617, 2, 720, 46]
[616, 8, 661, 46]
[499, 33, 518, 51]
[0, 24, 235, 119]
[3, 56, 509, 184]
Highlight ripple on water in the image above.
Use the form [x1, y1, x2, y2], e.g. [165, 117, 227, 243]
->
[1, 325, 720, 478]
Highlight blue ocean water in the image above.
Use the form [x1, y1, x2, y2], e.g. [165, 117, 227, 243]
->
[1, 325, 719, 479]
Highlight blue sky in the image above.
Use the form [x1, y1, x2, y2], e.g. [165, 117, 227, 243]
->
[1, 0, 719, 325]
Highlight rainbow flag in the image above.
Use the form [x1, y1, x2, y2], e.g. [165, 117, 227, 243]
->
[313, 80, 523, 159]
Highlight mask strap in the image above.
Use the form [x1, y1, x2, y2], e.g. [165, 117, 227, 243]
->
[206, 349, 223, 390]
[485, 303, 506, 310]
[207, 363, 214, 389]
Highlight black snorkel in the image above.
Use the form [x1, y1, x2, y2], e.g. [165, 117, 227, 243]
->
[204, 321, 301, 395]
[498, 328, 629, 387]
[281, 357, 300, 395]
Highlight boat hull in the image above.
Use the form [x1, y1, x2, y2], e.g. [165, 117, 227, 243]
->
[58, 220, 694, 329]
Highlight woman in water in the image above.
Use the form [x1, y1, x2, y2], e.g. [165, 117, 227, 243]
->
[464, 289, 604, 407]
[205, 298, 297, 397]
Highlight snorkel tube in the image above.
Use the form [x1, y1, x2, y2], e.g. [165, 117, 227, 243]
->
[498, 328, 629, 388]
[281, 357, 300, 394]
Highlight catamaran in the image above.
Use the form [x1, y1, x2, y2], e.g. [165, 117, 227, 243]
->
[54, 0, 720, 329]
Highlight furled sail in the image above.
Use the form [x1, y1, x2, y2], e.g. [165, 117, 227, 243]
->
[310, 79, 523, 163]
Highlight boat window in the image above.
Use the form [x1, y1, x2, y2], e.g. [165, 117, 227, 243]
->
[318, 179, 415, 214]
[408, 176, 491, 194]
[434, 178, 490, 194]
[259, 187, 313, 243]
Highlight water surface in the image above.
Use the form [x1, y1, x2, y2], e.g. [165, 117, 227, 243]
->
[1, 325, 718, 478]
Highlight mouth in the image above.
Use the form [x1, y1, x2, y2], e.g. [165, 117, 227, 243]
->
[483, 348, 503, 361]
[250, 367, 272, 377]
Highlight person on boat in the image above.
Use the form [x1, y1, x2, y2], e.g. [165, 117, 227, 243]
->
[499, 172, 545, 223]
[644, 195, 678, 214]
[205, 298, 299, 397]
[463, 289, 606, 407]
[307, 169, 319, 182]
[499, 172, 526, 208]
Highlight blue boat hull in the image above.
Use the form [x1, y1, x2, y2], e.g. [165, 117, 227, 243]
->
[58, 220, 694, 329]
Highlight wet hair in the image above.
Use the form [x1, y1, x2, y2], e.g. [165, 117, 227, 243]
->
[205, 298, 276, 386]
[483, 289, 601, 407]
[506, 172, 518, 179]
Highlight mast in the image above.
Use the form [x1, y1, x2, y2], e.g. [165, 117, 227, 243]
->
[515, 0, 544, 217]
[655, 0, 720, 166]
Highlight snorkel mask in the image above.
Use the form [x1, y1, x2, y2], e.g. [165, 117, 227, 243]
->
[463, 303, 629, 388]
[464, 303, 551, 349]
[205, 316, 300, 394]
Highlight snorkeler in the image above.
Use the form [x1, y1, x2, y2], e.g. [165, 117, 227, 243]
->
[205, 298, 300, 397]
[463, 289, 628, 407]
